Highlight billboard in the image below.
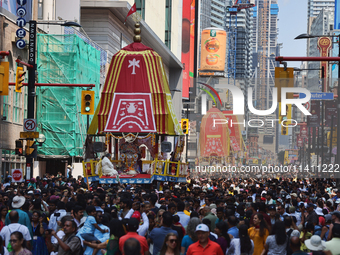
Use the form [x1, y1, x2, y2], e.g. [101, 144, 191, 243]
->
[181, 0, 191, 99]
[200, 28, 227, 72]
[0, 0, 33, 20]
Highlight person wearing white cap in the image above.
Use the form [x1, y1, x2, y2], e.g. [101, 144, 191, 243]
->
[304, 235, 325, 252]
[186, 224, 224, 255]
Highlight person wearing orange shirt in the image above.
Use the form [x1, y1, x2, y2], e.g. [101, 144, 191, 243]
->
[119, 218, 149, 255]
[248, 213, 269, 255]
[186, 224, 224, 255]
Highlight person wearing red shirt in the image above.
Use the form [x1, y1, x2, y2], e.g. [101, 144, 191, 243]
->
[119, 218, 149, 255]
[186, 224, 224, 255]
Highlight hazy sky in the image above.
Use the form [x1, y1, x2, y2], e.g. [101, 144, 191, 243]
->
[277, 0, 308, 68]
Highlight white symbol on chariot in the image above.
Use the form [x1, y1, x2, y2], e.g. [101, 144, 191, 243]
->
[127, 103, 138, 113]
[128, 58, 140, 74]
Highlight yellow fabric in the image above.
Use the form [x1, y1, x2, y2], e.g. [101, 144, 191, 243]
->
[96, 160, 103, 177]
[300, 231, 312, 252]
[184, 210, 191, 216]
[248, 227, 269, 255]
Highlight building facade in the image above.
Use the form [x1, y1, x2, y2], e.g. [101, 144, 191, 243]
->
[250, 0, 279, 155]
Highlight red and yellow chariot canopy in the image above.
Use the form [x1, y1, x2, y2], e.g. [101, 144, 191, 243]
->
[88, 42, 183, 135]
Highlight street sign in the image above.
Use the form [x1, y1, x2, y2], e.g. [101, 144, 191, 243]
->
[17, 0, 27, 5]
[20, 132, 39, 139]
[24, 118, 36, 131]
[16, 0, 27, 50]
[11, 169, 23, 182]
[16, 39, 26, 49]
[16, 7, 26, 17]
[300, 92, 334, 100]
[16, 28, 26, 38]
[16, 18, 26, 27]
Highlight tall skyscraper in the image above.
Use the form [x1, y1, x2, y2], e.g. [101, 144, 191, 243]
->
[225, 1, 254, 80]
[251, 0, 279, 113]
[211, 0, 227, 28]
[308, 0, 335, 18]
[250, 0, 279, 154]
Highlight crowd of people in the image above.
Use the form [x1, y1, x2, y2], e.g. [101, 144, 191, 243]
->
[0, 174, 340, 255]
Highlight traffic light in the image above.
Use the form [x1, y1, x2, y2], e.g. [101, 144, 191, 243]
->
[0, 61, 9, 96]
[25, 140, 37, 158]
[15, 67, 25, 93]
[275, 67, 294, 102]
[81, 90, 95, 115]
[181, 119, 189, 134]
[15, 140, 23, 156]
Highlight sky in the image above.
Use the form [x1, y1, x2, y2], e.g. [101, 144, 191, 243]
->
[277, 0, 308, 68]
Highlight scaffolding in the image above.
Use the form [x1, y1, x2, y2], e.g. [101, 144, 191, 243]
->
[36, 34, 101, 156]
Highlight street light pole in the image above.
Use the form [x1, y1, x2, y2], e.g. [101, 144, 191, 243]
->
[25, 20, 37, 181]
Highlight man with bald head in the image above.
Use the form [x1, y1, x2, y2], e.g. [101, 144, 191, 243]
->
[0, 210, 31, 249]
[290, 236, 308, 255]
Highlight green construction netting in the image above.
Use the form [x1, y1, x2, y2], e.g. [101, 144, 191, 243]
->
[36, 34, 100, 156]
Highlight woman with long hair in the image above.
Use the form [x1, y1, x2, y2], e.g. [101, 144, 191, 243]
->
[248, 213, 269, 255]
[31, 211, 48, 255]
[9, 231, 32, 255]
[158, 233, 180, 255]
[181, 217, 201, 255]
[83, 219, 126, 255]
[227, 223, 254, 255]
[215, 221, 232, 254]
[0, 206, 8, 231]
[261, 221, 287, 255]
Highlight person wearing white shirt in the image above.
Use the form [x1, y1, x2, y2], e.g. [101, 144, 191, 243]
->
[101, 154, 118, 176]
[124, 208, 149, 237]
[0, 211, 31, 249]
[48, 202, 67, 234]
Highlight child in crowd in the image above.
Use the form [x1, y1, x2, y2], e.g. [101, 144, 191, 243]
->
[80, 206, 108, 243]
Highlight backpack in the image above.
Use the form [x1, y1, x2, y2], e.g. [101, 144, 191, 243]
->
[314, 225, 322, 236]
[7, 225, 21, 252]
[67, 235, 83, 255]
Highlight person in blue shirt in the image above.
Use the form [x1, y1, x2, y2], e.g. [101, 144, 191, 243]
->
[80, 205, 108, 244]
[148, 211, 177, 255]
[227, 216, 239, 238]
[215, 207, 224, 226]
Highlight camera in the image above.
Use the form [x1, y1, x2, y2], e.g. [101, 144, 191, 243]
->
[54, 213, 61, 217]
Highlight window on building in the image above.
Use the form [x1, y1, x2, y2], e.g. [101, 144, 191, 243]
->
[135, 0, 145, 20]
[13, 90, 22, 124]
[165, 0, 172, 49]
[38, 0, 43, 19]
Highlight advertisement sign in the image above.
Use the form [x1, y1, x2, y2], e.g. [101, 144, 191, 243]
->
[317, 37, 331, 91]
[297, 135, 303, 147]
[181, 0, 191, 99]
[189, 0, 195, 82]
[307, 101, 320, 127]
[300, 126, 308, 138]
[200, 28, 227, 72]
[11, 169, 23, 182]
[325, 100, 337, 127]
[0, 0, 32, 20]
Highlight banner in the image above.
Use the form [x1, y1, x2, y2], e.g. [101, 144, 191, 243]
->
[200, 29, 227, 72]
[181, 0, 191, 98]
[307, 101, 320, 127]
[300, 126, 308, 138]
[297, 135, 303, 148]
[325, 100, 337, 127]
